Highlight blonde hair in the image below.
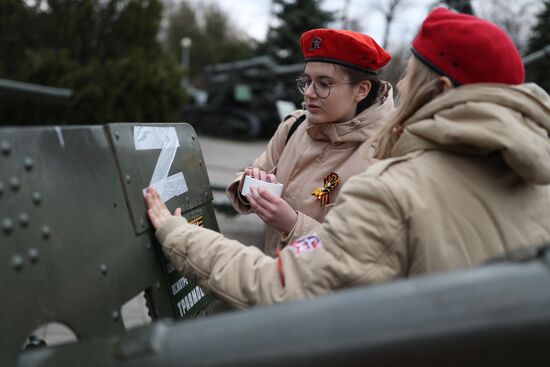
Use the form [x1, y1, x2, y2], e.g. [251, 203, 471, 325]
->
[369, 56, 443, 159]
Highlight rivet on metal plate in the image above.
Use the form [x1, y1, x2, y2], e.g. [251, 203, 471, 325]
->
[19, 212, 30, 227]
[12, 255, 23, 271]
[24, 157, 34, 171]
[41, 225, 51, 240]
[28, 248, 39, 263]
[10, 177, 20, 191]
[1, 140, 11, 156]
[3, 218, 14, 234]
[32, 191, 42, 205]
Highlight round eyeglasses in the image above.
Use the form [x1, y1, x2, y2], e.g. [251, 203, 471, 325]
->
[296, 77, 356, 99]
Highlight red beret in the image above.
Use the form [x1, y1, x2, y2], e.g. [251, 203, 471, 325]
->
[412, 7, 525, 85]
[300, 29, 391, 74]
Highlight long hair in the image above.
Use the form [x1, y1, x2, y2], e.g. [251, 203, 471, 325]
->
[369, 57, 442, 159]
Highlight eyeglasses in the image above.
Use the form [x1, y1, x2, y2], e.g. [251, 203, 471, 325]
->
[296, 76, 356, 99]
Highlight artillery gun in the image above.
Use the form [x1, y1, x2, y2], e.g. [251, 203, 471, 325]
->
[2, 121, 550, 366]
[3, 49, 550, 363]
[181, 56, 303, 139]
[0, 122, 223, 366]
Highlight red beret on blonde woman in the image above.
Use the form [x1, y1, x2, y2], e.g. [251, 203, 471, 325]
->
[411, 7, 524, 85]
[145, 7, 550, 308]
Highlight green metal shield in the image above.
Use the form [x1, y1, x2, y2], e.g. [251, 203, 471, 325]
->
[0, 123, 219, 365]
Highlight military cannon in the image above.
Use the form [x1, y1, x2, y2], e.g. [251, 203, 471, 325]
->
[0, 122, 222, 366]
[2, 122, 550, 366]
[181, 56, 303, 139]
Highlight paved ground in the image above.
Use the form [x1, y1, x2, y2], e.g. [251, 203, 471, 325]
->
[31, 134, 269, 348]
[199, 135, 268, 247]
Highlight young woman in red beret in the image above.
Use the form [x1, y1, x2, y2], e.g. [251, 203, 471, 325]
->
[225, 29, 394, 257]
[146, 7, 550, 307]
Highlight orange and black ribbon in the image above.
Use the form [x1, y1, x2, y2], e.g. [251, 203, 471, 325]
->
[312, 172, 341, 206]
[189, 215, 204, 227]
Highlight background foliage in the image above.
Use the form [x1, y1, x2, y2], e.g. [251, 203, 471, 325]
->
[0, 0, 547, 126]
[259, 0, 334, 65]
[0, 0, 186, 124]
[526, 0, 550, 92]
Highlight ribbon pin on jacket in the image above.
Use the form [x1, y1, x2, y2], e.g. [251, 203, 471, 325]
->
[312, 172, 341, 206]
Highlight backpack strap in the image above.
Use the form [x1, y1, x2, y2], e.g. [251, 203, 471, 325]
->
[284, 113, 307, 146]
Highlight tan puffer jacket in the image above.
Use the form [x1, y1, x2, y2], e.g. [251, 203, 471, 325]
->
[226, 82, 394, 256]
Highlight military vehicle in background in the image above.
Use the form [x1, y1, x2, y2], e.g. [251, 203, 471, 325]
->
[181, 44, 550, 140]
[181, 56, 304, 139]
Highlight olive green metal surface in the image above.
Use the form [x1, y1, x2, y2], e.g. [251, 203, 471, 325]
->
[17, 246, 550, 367]
[0, 123, 218, 366]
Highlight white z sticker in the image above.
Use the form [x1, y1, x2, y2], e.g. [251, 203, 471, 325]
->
[134, 126, 188, 202]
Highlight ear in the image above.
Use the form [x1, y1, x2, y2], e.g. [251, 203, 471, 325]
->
[435, 76, 453, 96]
[355, 80, 372, 102]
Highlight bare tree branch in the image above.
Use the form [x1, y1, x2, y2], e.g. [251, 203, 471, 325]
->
[370, 0, 412, 49]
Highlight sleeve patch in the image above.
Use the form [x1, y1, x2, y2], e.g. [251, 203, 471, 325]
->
[288, 235, 322, 256]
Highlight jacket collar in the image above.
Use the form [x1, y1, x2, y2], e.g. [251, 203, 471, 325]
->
[392, 83, 550, 184]
[306, 82, 394, 144]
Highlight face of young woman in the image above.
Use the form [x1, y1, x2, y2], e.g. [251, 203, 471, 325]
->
[301, 62, 362, 124]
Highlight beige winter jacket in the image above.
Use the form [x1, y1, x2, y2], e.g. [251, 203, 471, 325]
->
[226, 82, 395, 256]
[157, 83, 550, 308]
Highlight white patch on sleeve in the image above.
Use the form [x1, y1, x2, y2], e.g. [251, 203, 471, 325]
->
[288, 235, 322, 256]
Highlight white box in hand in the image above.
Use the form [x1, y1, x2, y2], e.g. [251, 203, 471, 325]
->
[241, 175, 283, 197]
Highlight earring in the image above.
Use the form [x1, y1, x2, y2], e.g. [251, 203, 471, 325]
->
[392, 126, 404, 136]
[301, 101, 306, 111]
